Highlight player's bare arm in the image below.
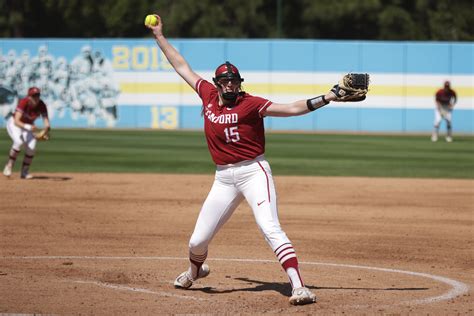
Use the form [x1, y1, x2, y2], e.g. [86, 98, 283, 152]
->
[147, 15, 201, 91]
[266, 73, 368, 117]
[43, 117, 51, 131]
[13, 111, 36, 131]
[265, 91, 337, 117]
[449, 96, 456, 110]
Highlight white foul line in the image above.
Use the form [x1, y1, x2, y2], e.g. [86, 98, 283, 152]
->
[72, 280, 208, 301]
[299, 261, 470, 306]
[2, 255, 469, 306]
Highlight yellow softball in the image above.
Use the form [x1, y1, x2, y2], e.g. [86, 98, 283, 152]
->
[144, 14, 158, 27]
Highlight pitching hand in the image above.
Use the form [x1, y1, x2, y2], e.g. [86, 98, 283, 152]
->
[146, 14, 163, 37]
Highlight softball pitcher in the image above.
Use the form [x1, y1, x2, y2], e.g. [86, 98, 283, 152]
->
[3, 87, 50, 179]
[147, 14, 368, 305]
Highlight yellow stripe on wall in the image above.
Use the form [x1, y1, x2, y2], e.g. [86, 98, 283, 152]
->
[120, 82, 473, 97]
[120, 82, 189, 93]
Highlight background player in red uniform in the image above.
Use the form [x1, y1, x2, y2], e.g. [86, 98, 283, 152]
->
[3, 87, 50, 179]
[432, 81, 457, 142]
[147, 15, 347, 305]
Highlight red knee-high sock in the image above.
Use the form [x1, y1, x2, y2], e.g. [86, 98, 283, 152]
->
[7, 148, 20, 167]
[189, 250, 207, 280]
[275, 243, 304, 289]
[22, 154, 34, 173]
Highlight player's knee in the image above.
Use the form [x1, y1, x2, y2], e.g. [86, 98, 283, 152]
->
[259, 220, 282, 234]
[12, 143, 22, 151]
[188, 236, 208, 254]
[260, 226, 288, 244]
[25, 147, 36, 156]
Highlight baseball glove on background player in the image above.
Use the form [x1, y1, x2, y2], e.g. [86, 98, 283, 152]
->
[331, 73, 370, 102]
[34, 129, 50, 141]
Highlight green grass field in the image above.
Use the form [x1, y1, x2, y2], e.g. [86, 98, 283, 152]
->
[0, 129, 473, 178]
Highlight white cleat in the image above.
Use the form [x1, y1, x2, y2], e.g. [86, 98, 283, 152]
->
[431, 135, 438, 142]
[289, 287, 317, 306]
[446, 136, 453, 142]
[21, 172, 34, 180]
[174, 264, 210, 289]
[3, 164, 12, 177]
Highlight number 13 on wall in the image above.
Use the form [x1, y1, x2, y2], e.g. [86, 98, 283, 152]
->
[151, 106, 178, 129]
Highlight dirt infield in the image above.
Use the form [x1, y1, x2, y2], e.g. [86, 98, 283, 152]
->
[0, 173, 472, 314]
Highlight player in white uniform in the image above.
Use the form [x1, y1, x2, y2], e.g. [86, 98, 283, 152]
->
[147, 14, 360, 305]
[3, 87, 50, 179]
[432, 81, 457, 142]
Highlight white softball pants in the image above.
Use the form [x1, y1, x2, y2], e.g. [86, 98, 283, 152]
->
[434, 106, 452, 128]
[6, 117, 37, 155]
[189, 155, 291, 255]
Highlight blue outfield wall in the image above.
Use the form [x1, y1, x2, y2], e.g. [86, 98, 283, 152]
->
[0, 39, 472, 133]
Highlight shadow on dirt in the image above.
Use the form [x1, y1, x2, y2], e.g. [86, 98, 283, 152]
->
[189, 277, 429, 296]
[30, 175, 72, 181]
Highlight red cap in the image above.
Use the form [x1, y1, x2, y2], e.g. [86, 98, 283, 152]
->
[213, 61, 243, 82]
[28, 87, 41, 96]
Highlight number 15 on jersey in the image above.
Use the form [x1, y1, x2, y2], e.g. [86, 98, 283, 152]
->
[224, 126, 240, 143]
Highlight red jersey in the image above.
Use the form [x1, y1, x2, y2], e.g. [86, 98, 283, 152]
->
[15, 97, 48, 124]
[196, 79, 272, 165]
[435, 88, 457, 106]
